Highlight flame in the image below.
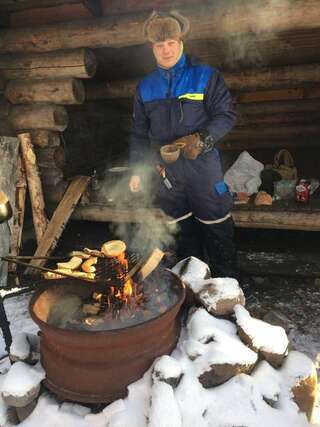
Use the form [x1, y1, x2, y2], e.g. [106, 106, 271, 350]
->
[123, 279, 133, 298]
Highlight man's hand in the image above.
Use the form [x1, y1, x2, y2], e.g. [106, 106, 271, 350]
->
[174, 133, 203, 160]
[129, 175, 141, 192]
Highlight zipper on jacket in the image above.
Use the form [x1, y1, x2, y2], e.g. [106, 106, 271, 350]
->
[166, 71, 172, 98]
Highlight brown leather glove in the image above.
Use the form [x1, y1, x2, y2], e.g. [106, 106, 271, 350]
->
[174, 133, 203, 160]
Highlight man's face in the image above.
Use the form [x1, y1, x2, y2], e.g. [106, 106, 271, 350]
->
[152, 39, 182, 69]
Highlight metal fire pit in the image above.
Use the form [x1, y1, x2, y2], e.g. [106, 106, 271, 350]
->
[29, 270, 185, 403]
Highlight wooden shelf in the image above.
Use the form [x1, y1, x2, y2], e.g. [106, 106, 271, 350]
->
[71, 200, 320, 231]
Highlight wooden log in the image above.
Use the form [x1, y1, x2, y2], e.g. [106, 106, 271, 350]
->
[42, 180, 68, 204]
[0, 0, 96, 11]
[29, 130, 60, 148]
[86, 80, 136, 100]
[5, 78, 85, 105]
[238, 100, 320, 116]
[71, 204, 320, 231]
[0, 96, 11, 117]
[39, 168, 64, 186]
[35, 146, 65, 169]
[236, 87, 320, 104]
[220, 138, 320, 151]
[25, 175, 90, 274]
[1, 0, 320, 53]
[224, 125, 320, 143]
[0, 48, 96, 80]
[237, 111, 320, 127]
[18, 132, 48, 244]
[0, 119, 15, 137]
[9, 155, 27, 273]
[101, 0, 196, 15]
[10, 2, 96, 27]
[9, 105, 68, 131]
[232, 209, 320, 231]
[226, 64, 320, 91]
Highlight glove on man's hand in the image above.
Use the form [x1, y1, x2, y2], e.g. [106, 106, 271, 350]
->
[174, 133, 203, 160]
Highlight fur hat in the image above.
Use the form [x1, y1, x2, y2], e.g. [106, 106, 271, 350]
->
[143, 10, 190, 43]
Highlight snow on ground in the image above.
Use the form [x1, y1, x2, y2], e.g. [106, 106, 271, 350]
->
[0, 281, 318, 426]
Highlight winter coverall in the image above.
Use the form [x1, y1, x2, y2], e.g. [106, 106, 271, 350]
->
[130, 54, 238, 277]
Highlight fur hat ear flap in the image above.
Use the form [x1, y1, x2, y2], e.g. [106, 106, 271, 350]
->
[143, 10, 190, 43]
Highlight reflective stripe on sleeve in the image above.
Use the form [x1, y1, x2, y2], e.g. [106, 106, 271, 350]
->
[195, 212, 231, 225]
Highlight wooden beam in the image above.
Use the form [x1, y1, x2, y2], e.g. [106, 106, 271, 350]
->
[236, 87, 320, 103]
[1, 0, 320, 53]
[238, 100, 320, 115]
[25, 175, 90, 274]
[19, 132, 48, 244]
[0, 0, 95, 12]
[101, 0, 197, 16]
[86, 64, 320, 101]
[9, 104, 68, 131]
[5, 78, 85, 105]
[10, 2, 96, 27]
[237, 111, 320, 127]
[0, 48, 96, 80]
[71, 204, 320, 231]
[219, 138, 320, 151]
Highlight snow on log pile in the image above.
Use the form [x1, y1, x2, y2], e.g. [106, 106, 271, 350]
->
[0, 256, 317, 426]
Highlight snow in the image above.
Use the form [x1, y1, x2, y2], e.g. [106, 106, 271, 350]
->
[10, 332, 30, 361]
[152, 355, 182, 381]
[0, 284, 317, 426]
[149, 382, 182, 427]
[234, 304, 289, 355]
[2, 361, 44, 398]
[196, 277, 244, 309]
[171, 257, 210, 286]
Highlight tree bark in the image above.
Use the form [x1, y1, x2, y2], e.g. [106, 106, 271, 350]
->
[18, 132, 48, 244]
[5, 78, 85, 105]
[0, 0, 320, 52]
[0, 48, 96, 79]
[9, 105, 68, 131]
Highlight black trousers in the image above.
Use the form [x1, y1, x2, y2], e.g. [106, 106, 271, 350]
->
[175, 216, 238, 279]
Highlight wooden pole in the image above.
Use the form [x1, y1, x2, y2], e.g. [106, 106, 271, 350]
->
[0, 1, 320, 53]
[5, 78, 85, 105]
[9, 104, 68, 131]
[0, 48, 96, 79]
[9, 155, 27, 273]
[18, 132, 48, 244]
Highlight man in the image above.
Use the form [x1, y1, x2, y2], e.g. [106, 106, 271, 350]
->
[129, 11, 238, 278]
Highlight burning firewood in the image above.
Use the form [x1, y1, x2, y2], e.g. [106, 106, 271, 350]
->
[81, 256, 97, 273]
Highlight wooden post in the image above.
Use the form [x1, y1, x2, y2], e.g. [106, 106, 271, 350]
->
[29, 130, 60, 148]
[18, 132, 48, 244]
[9, 105, 68, 131]
[0, 48, 96, 79]
[5, 78, 85, 105]
[9, 155, 27, 273]
[26, 176, 90, 274]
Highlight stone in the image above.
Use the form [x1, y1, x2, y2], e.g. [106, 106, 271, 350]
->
[292, 373, 318, 422]
[235, 305, 289, 368]
[9, 332, 31, 364]
[3, 384, 40, 408]
[152, 355, 183, 388]
[196, 278, 245, 316]
[198, 362, 255, 388]
[16, 399, 37, 423]
[171, 256, 211, 286]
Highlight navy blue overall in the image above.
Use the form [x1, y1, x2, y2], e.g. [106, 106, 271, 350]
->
[130, 54, 238, 277]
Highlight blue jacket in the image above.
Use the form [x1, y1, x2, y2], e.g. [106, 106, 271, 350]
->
[130, 54, 236, 165]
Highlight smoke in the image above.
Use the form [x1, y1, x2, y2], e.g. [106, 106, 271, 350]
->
[203, 0, 294, 69]
[98, 163, 179, 257]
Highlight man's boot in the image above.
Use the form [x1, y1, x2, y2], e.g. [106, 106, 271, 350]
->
[200, 217, 238, 279]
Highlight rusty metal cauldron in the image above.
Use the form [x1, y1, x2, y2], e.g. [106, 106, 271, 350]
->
[29, 271, 185, 403]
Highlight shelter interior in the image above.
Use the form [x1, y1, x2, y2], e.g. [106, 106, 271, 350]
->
[1, 0, 320, 237]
